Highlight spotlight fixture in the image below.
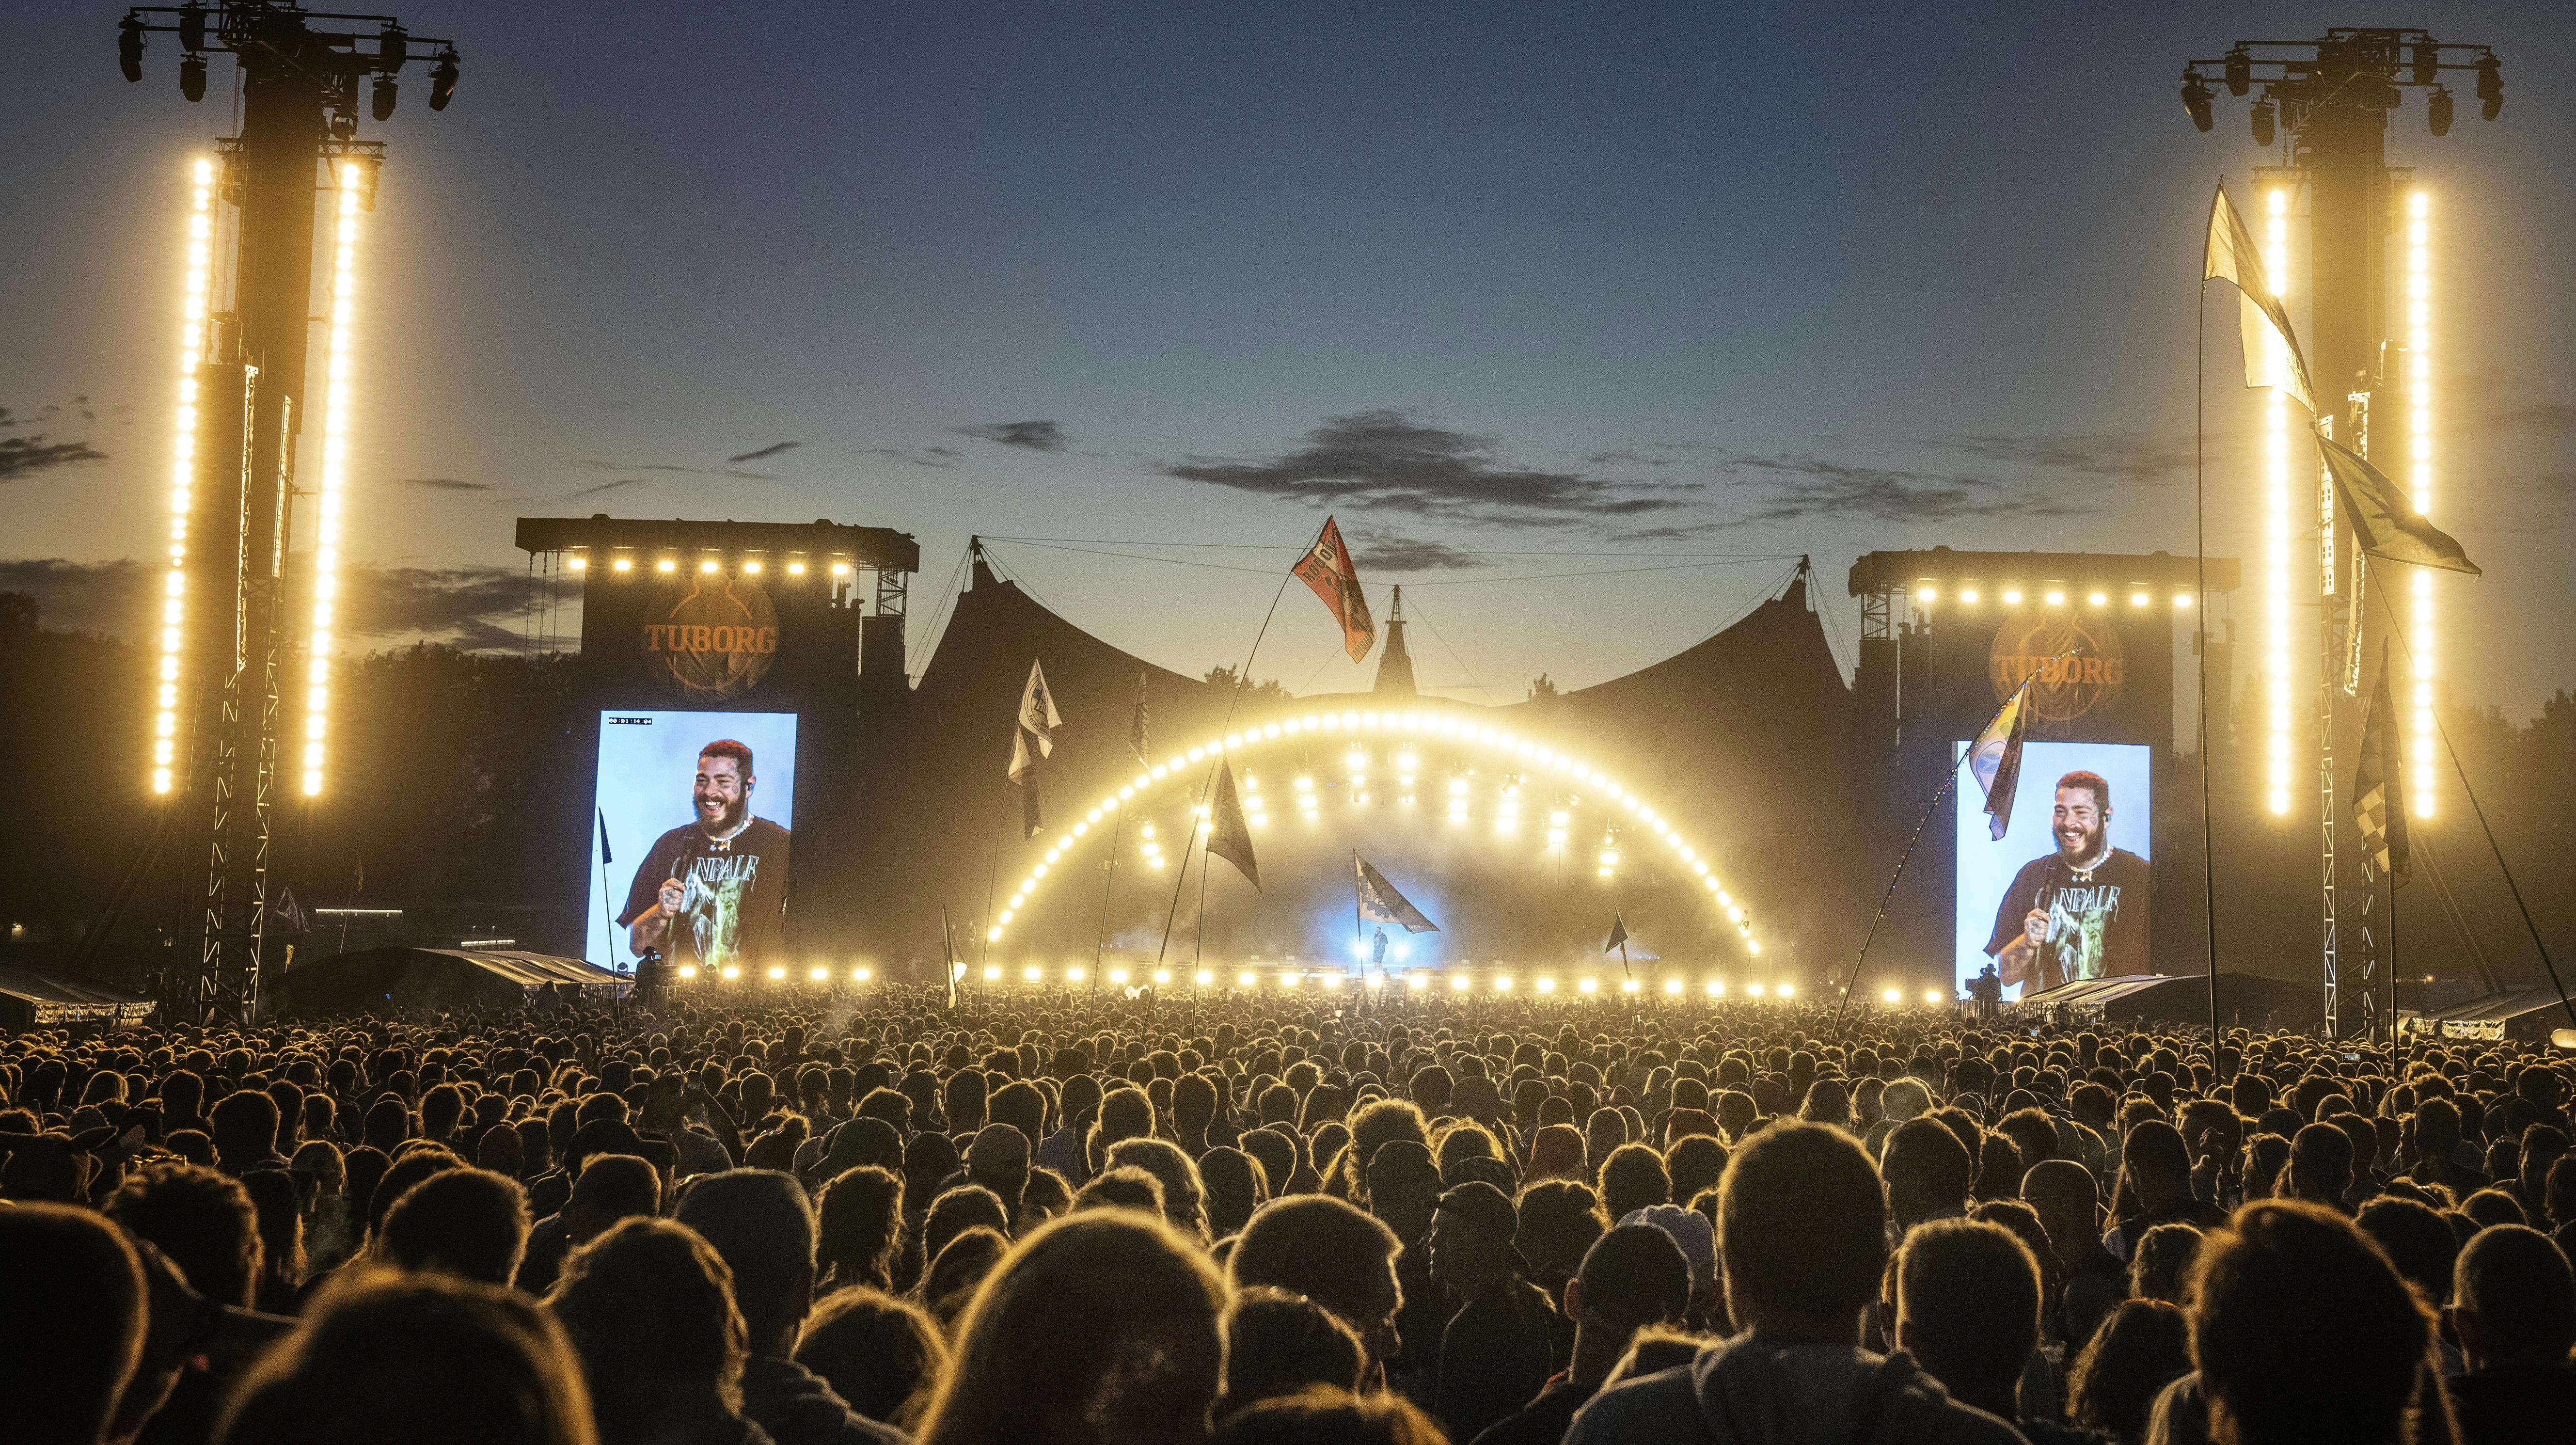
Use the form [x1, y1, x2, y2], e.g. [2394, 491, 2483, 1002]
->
[372, 75, 398, 121]
[2475, 54, 2501, 121]
[428, 48, 460, 111]
[2222, 44, 2251, 97]
[2427, 86, 2453, 137]
[2249, 98, 2275, 147]
[2410, 40, 2438, 87]
[179, 1, 209, 51]
[119, 16, 145, 82]
[180, 52, 206, 102]
[2181, 71, 2215, 132]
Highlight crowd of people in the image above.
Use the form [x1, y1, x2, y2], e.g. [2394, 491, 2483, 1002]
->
[5, 983, 2575, 1445]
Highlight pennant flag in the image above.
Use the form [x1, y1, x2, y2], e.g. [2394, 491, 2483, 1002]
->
[1009, 660, 1062, 838]
[2314, 430, 2481, 575]
[1355, 853, 1440, 933]
[1205, 761, 1261, 890]
[942, 909, 964, 1009]
[596, 809, 616, 866]
[1131, 670, 1151, 765]
[2202, 185, 2318, 414]
[1603, 914, 1629, 954]
[2355, 642, 2412, 889]
[269, 887, 307, 936]
[1966, 679, 2032, 842]
[1292, 517, 1377, 663]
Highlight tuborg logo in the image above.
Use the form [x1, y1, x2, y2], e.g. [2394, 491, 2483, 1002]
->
[645, 576, 779, 700]
[1989, 607, 2122, 733]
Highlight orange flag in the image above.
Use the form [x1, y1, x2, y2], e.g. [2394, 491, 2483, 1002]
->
[1292, 517, 1376, 662]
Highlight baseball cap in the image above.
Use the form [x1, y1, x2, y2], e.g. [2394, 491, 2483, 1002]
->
[1435, 1180, 1533, 1275]
[1620, 1204, 1717, 1303]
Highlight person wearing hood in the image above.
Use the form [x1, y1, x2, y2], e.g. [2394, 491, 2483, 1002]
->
[1472, 1223, 1691, 1445]
[1565, 1122, 2027, 1445]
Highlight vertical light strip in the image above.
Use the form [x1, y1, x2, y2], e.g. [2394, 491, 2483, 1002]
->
[154, 158, 216, 795]
[2262, 184, 2293, 817]
[2405, 189, 2435, 816]
[301, 163, 362, 796]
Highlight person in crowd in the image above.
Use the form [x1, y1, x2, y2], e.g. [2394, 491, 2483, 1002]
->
[2104, 1122, 2225, 1260]
[1217, 1288, 1368, 1421]
[795, 1287, 949, 1431]
[1564, 1122, 2026, 1445]
[2187, 1199, 2448, 1445]
[0, 1202, 148, 1445]
[2445, 1223, 2576, 1445]
[379, 1165, 531, 1286]
[547, 1217, 766, 1445]
[1894, 1218, 2093, 1444]
[1423, 1180, 1565, 1442]
[1472, 1223, 1690, 1445]
[1882, 1116, 1974, 1236]
[216, 1270, 596, 1445]
[912, 1211, 1226, 1445]
[2022, 1159, 2124, 1350]
[675, 1169, 906, 1445]
[2124, 1223, 2202, 1306]
[1206, 1389, 1447, 1445]
[2065, 1300, 2191, 1445]
[519, 1154, 663, 1297]
[1229, 1195, 1407, 1375]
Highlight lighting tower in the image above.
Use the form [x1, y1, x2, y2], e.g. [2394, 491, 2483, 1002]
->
[2181, 29, 2499, 1041]
[118, 2, 462, 1022]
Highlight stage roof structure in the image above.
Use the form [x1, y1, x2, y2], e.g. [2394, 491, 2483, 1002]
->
[0, 968, 157, 1030]
[269, 947, 619, 1016]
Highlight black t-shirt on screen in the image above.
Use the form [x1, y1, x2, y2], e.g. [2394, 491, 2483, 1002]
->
[618, 818, 791, 969]
[1985, 847, 2149, 993]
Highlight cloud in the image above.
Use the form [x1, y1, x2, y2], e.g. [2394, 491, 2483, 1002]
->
[0, 556, 543, 652]
[0, 435, 109, 483]
[1348, 532, 1496, 572]
[1713, 453, 2092, 525]
[397, 476, 495, 492]
[725, 441, 802, 463]
[568, 478, 647, 498]
[857, 445, 964, 469]
[1584, 448, 1678, 468]
[955, 420, 1069, 452]
[568, 458, 778, 481]
[1915, 432, 2193, 483]
[1161, 410, 1689, 524]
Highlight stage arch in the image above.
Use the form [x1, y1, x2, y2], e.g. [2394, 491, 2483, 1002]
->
[988, 701, 1764, 960]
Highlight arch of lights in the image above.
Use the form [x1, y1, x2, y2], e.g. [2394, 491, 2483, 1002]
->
[982, 703, 1764, 961]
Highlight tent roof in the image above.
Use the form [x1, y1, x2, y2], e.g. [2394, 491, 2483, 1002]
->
[2023, 974, 2180, 1008]
[286, 947, 619, 990]
[2419, 987, 2576, 1025]
[0, 966, 153, 1009]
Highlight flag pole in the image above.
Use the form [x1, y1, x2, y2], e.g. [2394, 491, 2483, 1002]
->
[2196, 261, 2223, 1044]
[1094, 801, 1125, 974]
[1832, 769, 1960, 1031]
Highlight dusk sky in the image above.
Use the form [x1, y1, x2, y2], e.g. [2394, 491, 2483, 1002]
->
[5, 1, 2572, 717]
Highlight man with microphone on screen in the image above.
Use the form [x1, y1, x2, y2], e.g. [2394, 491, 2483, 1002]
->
[1985, 769, 2147, 997]
[620, 738, 791, 974]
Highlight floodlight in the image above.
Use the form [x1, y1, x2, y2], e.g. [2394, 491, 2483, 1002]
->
[1067, 967, 1086, 982]
[2222, 45, 2250, 96]
[2428, 86, 2453, 137]
[1926, 990, 1944, 1004]
[809, 966, 828, 981]
[2181, 72, 2215, 131]
[2411, 41, 2439, 86]
[119, 17, 145, 82]
[181, 53, 207, 102]
[984, 965, 1001, 981]
[1110, 969, 1129, 984]
[569, 556, 588, 572]
[372, 75, 398, 121]
[768, 966, 787, 981]
[1195, 970, 1214, 985]
[1023, 966, 1040, 981]
[2250, 98, 2274, 147]
[853, 967, 871, 981]
[612, 557, 632, 572]
[179, 2, 209, 51]
[679, 965, 698, 980]
[1882, 988, 1901, 1003]
[428, 48, 459, 111]
[1778, 984, 1795, 999]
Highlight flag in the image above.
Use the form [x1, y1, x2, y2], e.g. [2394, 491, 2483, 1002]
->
[1966, 680, 2031, 842]
[596, 808, 615, 866]
[269, 887, 307, 936]
[1293, 517, 1377, 663]
[1603, 914, 1628, 954]
[1355, 853, 1439, 933]
[1131, 670, 1151, 765]
[1009, 660, 1061, 838]
[2314, 430, 2482, 575]
[942, 909, 964, 1009]
[1205, 761, 1261, 889]
[2202, 185, 2318, 414]
[2355, 642, 2412, 888]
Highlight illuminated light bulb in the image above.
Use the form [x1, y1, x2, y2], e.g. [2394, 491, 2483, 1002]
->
[1960, 588, 1979, 603]
[1023, 966, 1041, 981]
[1153, 969, 1171, 984]
[788, 561, 806, 575]
[983, 965, 1001, 980]
[1915, 586, 1935, 603]
[1453, 975, 1471, 991]
[1707, 980, 1725, 996]
[657, 558, 677, 573]
[1493, 976, 1513, 991]
[1882, 988, 1901, 1003]
[2044, 590, 2066, 606]
[830, 561, 852, 576]
[1580, 977, 1598, 993]
[2087, 591, 2107, 606]
[767, 966, 787, 981]
[1110, 969, 1129, 984]
[1777, 984, 1794, 998]
[1195, 970, 1213, 985]
[721, 966, 741, 981]
[1536, 977, 1556, 993]
[853, 967, 871, 981]
[1067, 967, 1086, 982]
[569, 556, 588, 571]
[1240, 971, 1259, 986]
[612, 557, 633, 572]
[809, 966, 829, 981]
[1665, 978, 1683, 995]
[1409, 973, 1429, 990]
[2002, 589, 2023, 604]
[679, 965, 699, 980]
[743, 561, 762, 575]
[1747, 984, 1765, 997]
[1926, 990, 1944, 1004]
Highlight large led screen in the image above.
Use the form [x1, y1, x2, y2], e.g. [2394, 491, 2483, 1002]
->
[1954, 741, 2151, 1002]
[587, 710, 798, 972]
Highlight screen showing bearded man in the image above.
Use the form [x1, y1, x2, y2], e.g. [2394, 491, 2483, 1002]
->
[1984, 768, 2148, 994]
[618, 737, 791, 969]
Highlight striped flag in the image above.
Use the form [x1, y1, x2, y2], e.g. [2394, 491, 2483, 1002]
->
[1131, 670, 1151, 765]
[2202, 184, 2317, 415]
[2355, 643, 2411, 888]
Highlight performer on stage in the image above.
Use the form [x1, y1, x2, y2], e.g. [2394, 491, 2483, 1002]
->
[620, 739, 790, 971]
[1986, 770, 2147, 995]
